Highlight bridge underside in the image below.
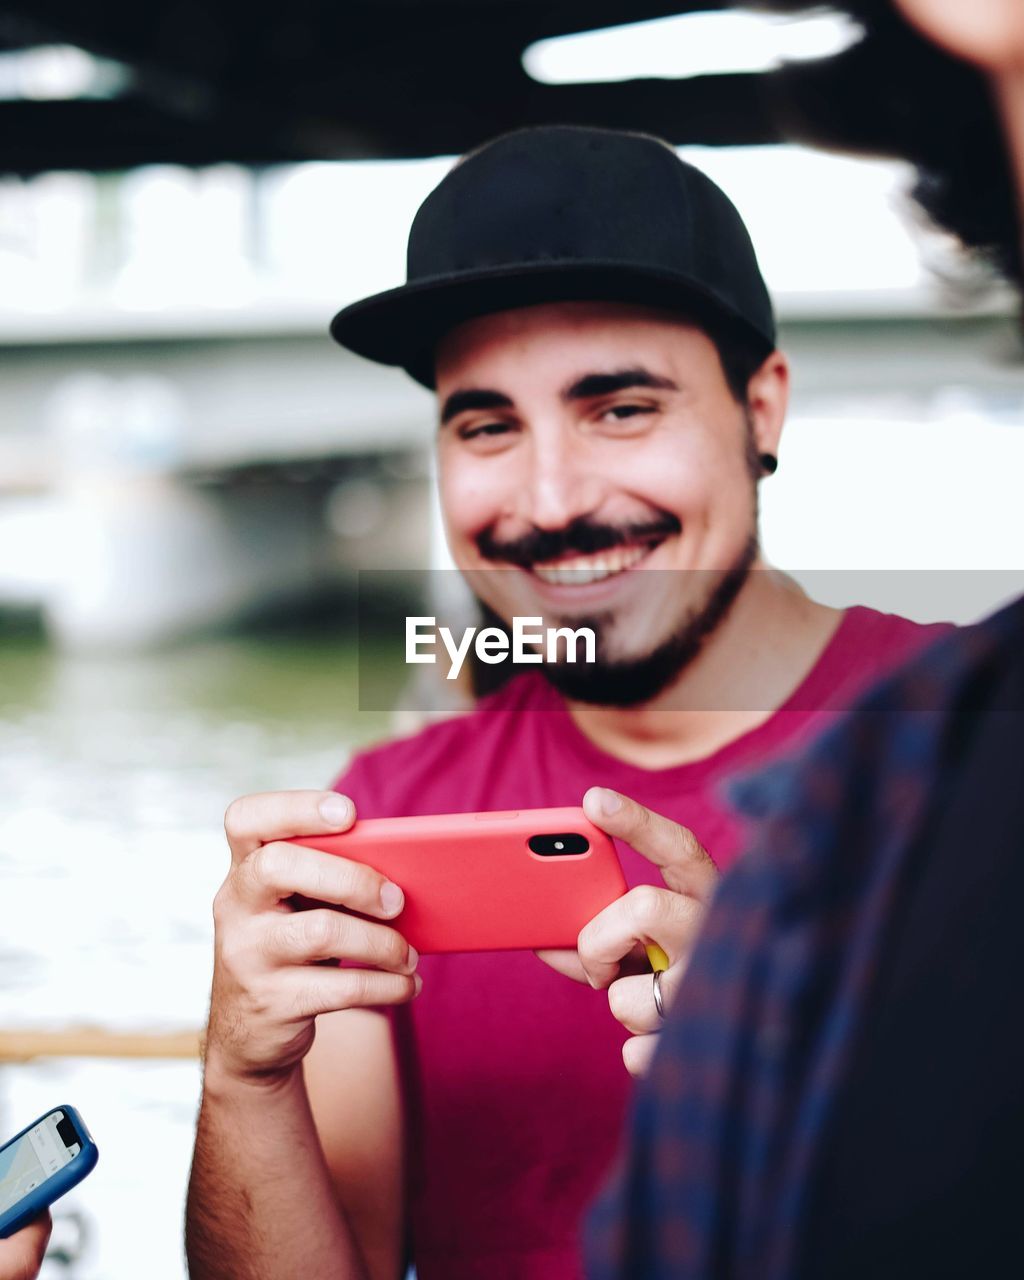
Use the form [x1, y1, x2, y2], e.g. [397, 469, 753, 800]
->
[0, 2, 801, 173]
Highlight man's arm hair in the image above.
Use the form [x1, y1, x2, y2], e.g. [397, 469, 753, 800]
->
[186, 1063, 368, 1280]
[186, 1010, 403, 1280]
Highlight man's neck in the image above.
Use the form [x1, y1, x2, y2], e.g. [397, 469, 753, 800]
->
[563, 564, 843, 770]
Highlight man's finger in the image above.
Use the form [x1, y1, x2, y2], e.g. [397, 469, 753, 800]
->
[583, 787, 717, 900]
[534, 948, 590, 984]
[622, 1033, 659, 1079]
[279, 965, 421, 1019]
[577, 884, 702, 989]
[224, 790, 357, 862]
[265, 908, 417, 974]
[235, 841, 404, 919]
[0, 1210, 52, 1277]
[607, 964, 687, 1035]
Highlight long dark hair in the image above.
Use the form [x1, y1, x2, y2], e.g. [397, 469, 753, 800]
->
[764, 0, 1021, 287]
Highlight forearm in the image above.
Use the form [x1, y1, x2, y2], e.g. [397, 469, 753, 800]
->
[185, 1061, 369, 1280]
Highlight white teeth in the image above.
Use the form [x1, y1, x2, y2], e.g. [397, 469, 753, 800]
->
[532, 543, 652, 585]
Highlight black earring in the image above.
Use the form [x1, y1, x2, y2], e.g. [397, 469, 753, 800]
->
[759, 453, 778, 476]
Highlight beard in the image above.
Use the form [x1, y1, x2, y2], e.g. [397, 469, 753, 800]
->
[539, 534, 759, 707]
[468, 533, 759, 708]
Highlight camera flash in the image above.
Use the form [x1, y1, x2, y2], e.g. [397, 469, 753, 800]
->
[554, 841, 564, 850]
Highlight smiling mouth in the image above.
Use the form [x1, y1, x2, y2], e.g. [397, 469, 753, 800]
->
[528, 540, 663, 586]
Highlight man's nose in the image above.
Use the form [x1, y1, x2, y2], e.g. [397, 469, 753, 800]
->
[517, 435, 604, 530]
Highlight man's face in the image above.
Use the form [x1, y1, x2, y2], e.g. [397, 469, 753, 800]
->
[434, 300, 772, 704]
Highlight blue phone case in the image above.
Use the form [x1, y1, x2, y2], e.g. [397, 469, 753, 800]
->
[0, 1105, 99, 1238]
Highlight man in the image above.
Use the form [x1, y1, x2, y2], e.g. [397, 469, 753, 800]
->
[185, 126, 945, 1280]
[587, 4, 1024, 1277]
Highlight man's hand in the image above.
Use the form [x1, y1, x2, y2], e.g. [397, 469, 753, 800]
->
[0, 1212, 51, 1280]
[206, 790, 421, 1087]
[538, 786, 718, 1077]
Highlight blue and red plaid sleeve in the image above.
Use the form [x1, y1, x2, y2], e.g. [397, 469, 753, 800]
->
[586, 597, 1020, 1279]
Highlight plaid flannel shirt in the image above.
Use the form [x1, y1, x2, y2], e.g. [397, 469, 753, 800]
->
[586, 594, 1024, 1279]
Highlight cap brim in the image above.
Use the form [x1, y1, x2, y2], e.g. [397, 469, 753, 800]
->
[330, 261, 775, 388]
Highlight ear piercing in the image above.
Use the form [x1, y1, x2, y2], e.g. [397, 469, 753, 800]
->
[759, 453, 778, 476]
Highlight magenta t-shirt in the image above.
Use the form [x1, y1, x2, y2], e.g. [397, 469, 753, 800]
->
[332, 607, 949, 1280]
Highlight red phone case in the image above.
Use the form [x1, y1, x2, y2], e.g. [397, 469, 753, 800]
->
[290, 807, 627, 953]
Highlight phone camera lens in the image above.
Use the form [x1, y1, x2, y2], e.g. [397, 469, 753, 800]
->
[529, 833, 589, 857]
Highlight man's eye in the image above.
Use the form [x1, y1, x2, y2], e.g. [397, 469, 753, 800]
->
[604, 404, 655, 421]
[460, 421, 512, 440]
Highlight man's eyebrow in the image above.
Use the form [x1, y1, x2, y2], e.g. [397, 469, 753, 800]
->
[439, 388, 515, 426]
[564, 368, 679, 401]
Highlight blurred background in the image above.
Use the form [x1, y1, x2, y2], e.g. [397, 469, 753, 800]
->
[2, 3, 1024, 1276]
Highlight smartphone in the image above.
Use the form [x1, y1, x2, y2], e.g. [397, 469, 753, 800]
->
[0, 1106, 98, 1239]
[290, 806, 628, 953]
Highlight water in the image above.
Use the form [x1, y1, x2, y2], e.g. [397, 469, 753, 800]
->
[0, 626, 393, 1278]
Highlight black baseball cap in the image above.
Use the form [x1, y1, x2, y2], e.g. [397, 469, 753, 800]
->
[330, 124, 776, 388]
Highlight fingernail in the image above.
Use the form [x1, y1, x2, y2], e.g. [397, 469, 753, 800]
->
[319, 793, 352, 826]
[413, 974, 424, 996]
[405, 946, 419, 974]
[380, 881, 404, 916]
[599, 788, 622, 816]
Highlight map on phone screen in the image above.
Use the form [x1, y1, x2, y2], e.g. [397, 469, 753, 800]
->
[0, 1113, 79, 1215]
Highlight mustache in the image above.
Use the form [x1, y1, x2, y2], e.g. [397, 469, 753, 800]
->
[476, 513, 681, 568]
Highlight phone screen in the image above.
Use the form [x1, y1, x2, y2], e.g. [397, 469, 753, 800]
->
[0, 1112, 80, 1216]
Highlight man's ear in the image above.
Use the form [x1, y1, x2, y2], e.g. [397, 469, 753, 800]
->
[745, 350, 789, 461]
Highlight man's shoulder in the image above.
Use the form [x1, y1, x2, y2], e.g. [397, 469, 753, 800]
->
[789, 604, 955, 714]
[840, 604, 955, 674]
[844, 604, 955, 648]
